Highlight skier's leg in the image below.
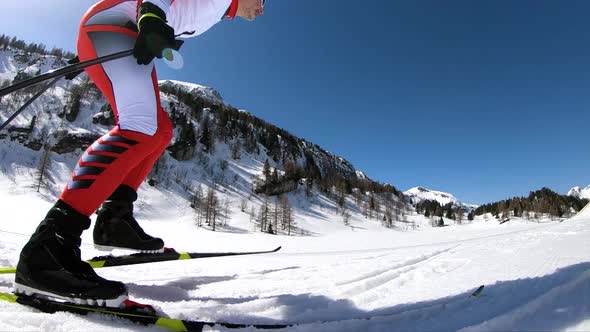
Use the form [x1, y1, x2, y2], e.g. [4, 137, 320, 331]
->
[59, 26, 172, 215]
[15, 1, 171, 303]
[73, 24, 172, 252]
[121, 128, 171, 191]
[14, 201, 128, 306]
[92, 137, 172, 250]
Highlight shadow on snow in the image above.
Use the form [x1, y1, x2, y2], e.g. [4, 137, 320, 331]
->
[116, 262, 590, 332]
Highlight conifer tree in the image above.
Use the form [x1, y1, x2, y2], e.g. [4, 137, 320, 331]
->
[198, 116, 214, 153]
[263, 159, 271, 183]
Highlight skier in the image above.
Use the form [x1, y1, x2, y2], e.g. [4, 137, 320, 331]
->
[14, 0, 266, 307]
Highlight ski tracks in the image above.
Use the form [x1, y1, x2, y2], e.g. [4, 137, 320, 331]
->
[333, 247, 461, 300]
[138, 244, 469, 325]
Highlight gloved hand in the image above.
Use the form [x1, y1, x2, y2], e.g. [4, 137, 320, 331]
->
[133, 2, 176, 65]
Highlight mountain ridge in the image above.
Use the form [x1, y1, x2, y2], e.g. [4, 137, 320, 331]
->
[404, 186, 478, 210]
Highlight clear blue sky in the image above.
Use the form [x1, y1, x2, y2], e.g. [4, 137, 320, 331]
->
[2, 0, 590, 204]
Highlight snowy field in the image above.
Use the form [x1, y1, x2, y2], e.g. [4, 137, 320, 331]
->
[0, 166, 589, 332]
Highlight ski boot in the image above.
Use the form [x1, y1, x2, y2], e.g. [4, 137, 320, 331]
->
[14, 200, 128, 307]
[93, 185, 164, 253]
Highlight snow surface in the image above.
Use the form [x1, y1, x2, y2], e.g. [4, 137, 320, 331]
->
[0, 149, 589, 331]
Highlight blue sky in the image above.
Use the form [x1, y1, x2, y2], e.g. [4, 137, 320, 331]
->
[2, 0, 590, 204]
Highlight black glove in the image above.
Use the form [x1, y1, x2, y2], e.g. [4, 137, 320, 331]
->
[133, 2, 176, 65]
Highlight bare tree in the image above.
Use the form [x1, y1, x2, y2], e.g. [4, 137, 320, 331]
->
[456, 208, 464, 225]
[280, 196, 295, 235]
[249, 206, 256, 224]
[337, 181, 346, 210]
[394, 197, 405, 224]
[240, 199, 248, 213]
[230, 139, 241, 160]
[523, 210, 530, 220]
[305, 178, 313, 198]
[36, 143, 52, 193]
[342, 208, 351, 226]
[363, 196, 370, 219]
[367, 192, 378, 219]
[223, 198, 231, 226]
[273, 198, 280, 234]
[35, 127, 52, 193]
[205, 187, 219, 230]
[354, 189, 363, 208]
[258, 195, 271, 233]
[192, 184, 204, 227]
[383, 193, 393, 228]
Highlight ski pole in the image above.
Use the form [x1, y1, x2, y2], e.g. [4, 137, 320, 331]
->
[0, 77, 62, 131]
[0, 55, 89, 131]
[0, 37, 185, 98]
[0, 49, 134, 98]
[0, 41, 185, 130]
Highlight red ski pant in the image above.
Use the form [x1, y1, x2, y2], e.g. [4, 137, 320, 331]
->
[60, 1, 173, 217]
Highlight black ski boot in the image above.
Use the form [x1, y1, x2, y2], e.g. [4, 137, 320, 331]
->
[14, 200, 128, 307]
[93, 185, 164, 253]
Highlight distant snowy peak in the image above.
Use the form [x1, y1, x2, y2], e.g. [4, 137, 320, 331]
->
[159, 80, 224, 104]
[404, 186, 477, 209]
[405, 186, 459, 206]
[567, 185, 590, 200]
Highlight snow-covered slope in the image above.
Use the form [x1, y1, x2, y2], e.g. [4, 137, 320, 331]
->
[0, 48, 99, 138]
[568, 185, 590, 200]
[404, 186, 476, 209]
[0, 49, 68, 84]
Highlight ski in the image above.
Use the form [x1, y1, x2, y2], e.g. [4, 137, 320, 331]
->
[470, 285, 485, 297]
[0, 291, 290, 331]
[0, 285, 486, 331]
[0, 246, 282, 274]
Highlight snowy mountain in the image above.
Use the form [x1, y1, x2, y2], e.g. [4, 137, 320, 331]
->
[0, 44, 407, 230]
[159, 79, 224, 105]
[567, 185, 590, 200]
[404, 186, 477, 210]
[0, 46, 373, 185]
